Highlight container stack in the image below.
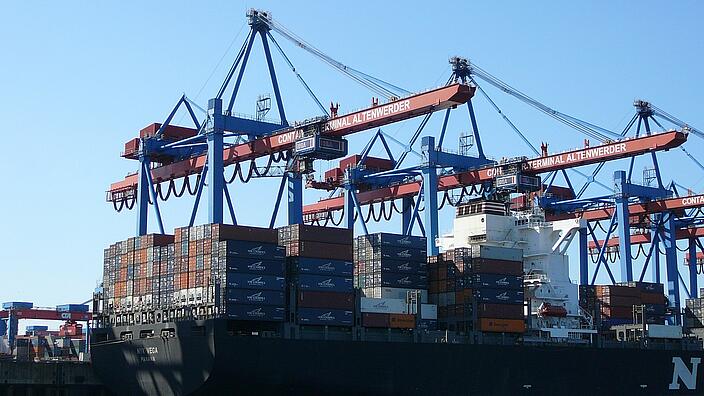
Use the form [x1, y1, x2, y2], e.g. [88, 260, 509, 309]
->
[683, 289, 704, 332]
[354, 233, 429, 302]
[279, 224, 355, 327]
[578, 282, 667, 328]
[103, 233, 173, 319]
[429, 245, 525, 334]
[214, 224, 286, 322]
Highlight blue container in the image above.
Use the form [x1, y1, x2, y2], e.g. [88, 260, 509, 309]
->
[26, 325, 48, 332]
[291, 257, 353, 276]
[380, 272, 428, 289]
[2, 302, 33, 310]
[226, 258, 285, 275]
[418, 319, 438, 331]
[363, 233, 426, 248]
[379, 246, 427, 261]
[223, 241, 285, 260]
[56, 304, 89, 313]
[467, 274, 523, 290]
[380, 259, 427, 275]
[644, 304, 665, 315]
[473, 288, 524, 305]
[297, 308, 353, 326]
[226, 304, 285, 321]
[294, 274, 353, 293]
[226, 289, 285, 306]
[226, 273, 285, 291]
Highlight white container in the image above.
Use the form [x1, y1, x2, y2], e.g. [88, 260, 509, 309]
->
[380, 287, 429, 303]
[360, 297, 408, 314]
[413, 304, 437, 320]
[471, 245, 523, 262]
[646, 324, 683, 339]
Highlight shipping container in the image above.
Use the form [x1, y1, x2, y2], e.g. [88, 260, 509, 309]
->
[360, 246, 427, 262]
[361, 287, 429, 303]
[56, 304, 89, 313]
[358, 233, 426, 249]
[225, 258, 285, 275]
[226, 289, 285, 306]
[297, 308, 353, 326]
[225, 304, 285, 321]
[378, 272, 428, 289]
[379, 259, 428, 275]
[294, 274, 353, 293]
[389, 313, 416, 329]
[278, 224, 353, 245]
[360, 298, 407, 314]
[476, 303, 524, 320]
[473, 288, 524, 305]
[287, 241, 353, 261]
[212, 224, 278, 243]
[478, 318, 525, 333]
[461, 257, 524, 275]
[641, 293, 666, 305]
[297, 291, 355, 310]
[2, 302, 33, 310]
[466, 273, 523, 290]
[220, 241, 285, 260]
[362, 312, 390, 328]
[225, 273, 285, 291]
[471, 245, 523, 262]
[289, 257, 353, 276]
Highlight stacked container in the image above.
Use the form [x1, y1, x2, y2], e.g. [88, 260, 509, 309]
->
[103, 233, 173, 319]
[279, 224, 355, 327]
[217, 225, 286, 322]
[579, 282, 667, 328]
[429, 245, 525, 334]
[354, 233, 429, 302]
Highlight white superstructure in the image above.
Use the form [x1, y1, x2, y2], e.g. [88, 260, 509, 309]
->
[438, 200, 596, 341]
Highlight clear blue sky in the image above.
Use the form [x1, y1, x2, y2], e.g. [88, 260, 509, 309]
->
[1, 1, 703, 328]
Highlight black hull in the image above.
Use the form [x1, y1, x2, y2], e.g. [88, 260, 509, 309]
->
[91, 320, 704, 395]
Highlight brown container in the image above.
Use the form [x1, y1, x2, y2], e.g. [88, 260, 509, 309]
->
[598, 295, 641, 306]
[287, 241, 353, 260]
[641, 292, 666, 304]
[212, 224, 278, 243]
[600, 306, 633, 319]
[465, 259, 523, 276]
[478, 318, 525, 333]
[279, 224, 353, 245]
[596, 285, 640, 298]
[477, 303, 524, 319]
[389, 313, 416, 329]
[298, 291, 355, 310]
[362, 312, 390, 328]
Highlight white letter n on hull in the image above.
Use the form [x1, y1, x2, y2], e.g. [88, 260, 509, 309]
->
[669, 357, 701, 390]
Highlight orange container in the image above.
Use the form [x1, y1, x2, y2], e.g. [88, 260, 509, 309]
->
[478, 318, 525, 333]
[389, 313, 416, 329]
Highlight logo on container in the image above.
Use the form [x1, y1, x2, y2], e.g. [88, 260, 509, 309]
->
[396, 250, 412, 259]
[496, 277, 509, 286]
[247, 277, 266, 287]
[373, 301, 388, 309]
[318, 262, 335, 272]
[246, 292, 266, 303]
[317, 312, 335, 321]
[247, 308, 266, 318]
[397, 263, 412, 271]
[318, 279, 335, 288]
[496, 292, 509, 301]
[247, 246, 266, 256]
[397, 277, 412, 286]
[397, 237, 412, 245]
[248, 261, 266, 271]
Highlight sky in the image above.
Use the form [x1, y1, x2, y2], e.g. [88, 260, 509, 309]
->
[0, 1, 703, 330]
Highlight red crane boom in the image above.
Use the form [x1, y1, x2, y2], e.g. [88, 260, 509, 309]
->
[108, 84, 474, 198]
[303, 130, 688, 217]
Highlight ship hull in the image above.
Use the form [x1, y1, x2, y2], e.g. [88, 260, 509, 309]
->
[91, 319, 704, 395]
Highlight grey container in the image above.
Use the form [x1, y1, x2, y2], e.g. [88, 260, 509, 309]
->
[471, 245, 523, 262]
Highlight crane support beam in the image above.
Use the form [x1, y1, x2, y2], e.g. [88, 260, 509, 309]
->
[108, 84, 474, 198]
[0, 310, 92, 321]
[303, 130, 687, 217]
[587, 226, 704, 249]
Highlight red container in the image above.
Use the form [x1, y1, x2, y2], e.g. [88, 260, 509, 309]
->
[139, 123, 198, 141]
[324, 168, 343, 183]
[479, 318, 525, 333]
[287, 241, 353, 260]
[600, 306, 633, 319]
[279, 224, 353, 245]
[211, 223, 278, 243]
[389, 313, 416, 329]
[362, 312, 390, 328]
[297, 291, 355, 310]
[464, 258, 523, 275]
[641, 292, 666, 304]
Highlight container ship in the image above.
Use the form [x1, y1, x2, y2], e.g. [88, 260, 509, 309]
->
[90, 201, 704, 395]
